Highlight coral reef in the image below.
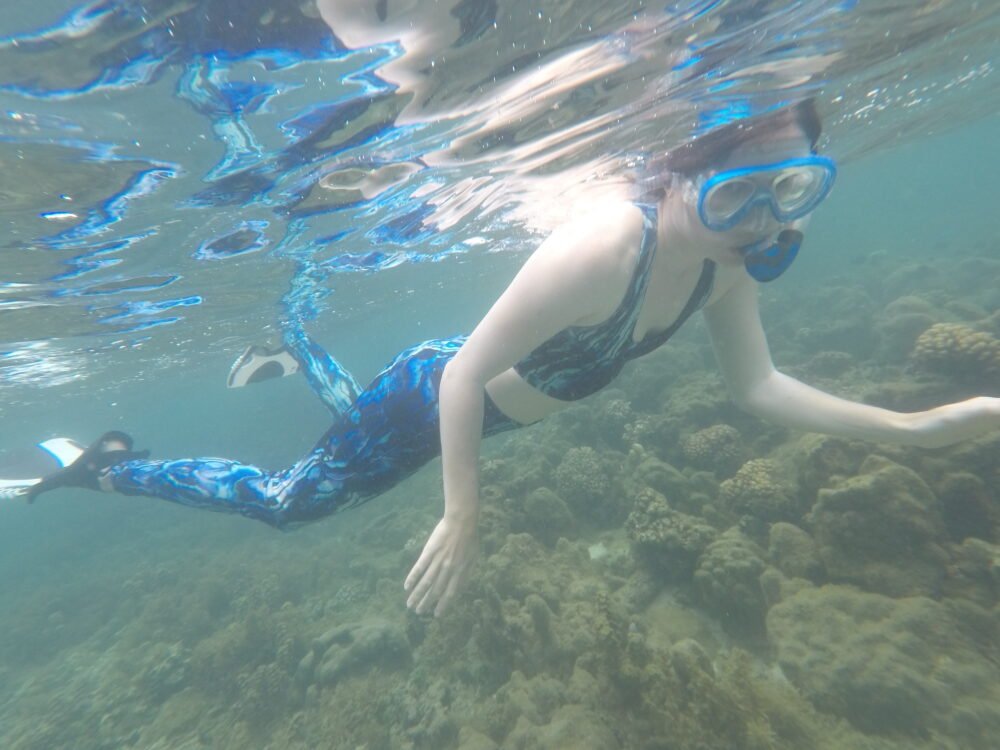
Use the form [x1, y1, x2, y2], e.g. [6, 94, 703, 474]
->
[622, 443, 708, 515]
[521, 487, 575, 547]
[787, 433, 868, 500]
[597, 396, 635, 446]
[718, 458, 800, 523]
[873, 295, 937, 362]
[680, 423, 746, 477]
[309, 618, 411, 685]
[932, 470, 998, 542]
[234, 662, 293, 725]
[554, 446, 621, 526]
[806, 455, 949, 597]
[941, 537, 1000, 608]
[912, 322, 1000, 381]
[800, 349, 856, 378]
[625, 487, 717, 579]
[768, 584, 1000, 740]
[767, 522, 824, 583]
[693, 529, 768, 636]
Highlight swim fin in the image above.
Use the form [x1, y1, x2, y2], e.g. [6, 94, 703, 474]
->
[226, 344, 300, 388]
[24, 431, 149, 503]
[0, 437, 85, 501]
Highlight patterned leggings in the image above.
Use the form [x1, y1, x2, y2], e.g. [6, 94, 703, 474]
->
[107, 324, 520, 527]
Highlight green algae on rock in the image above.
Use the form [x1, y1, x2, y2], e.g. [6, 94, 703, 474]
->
[768, 584, 1000, 741]
[767, 522, 825, 583]
[806, 455, 949, 597]
[693, 528, 768, 637]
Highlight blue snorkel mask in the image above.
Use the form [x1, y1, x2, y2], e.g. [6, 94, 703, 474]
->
[694, 154, 836, 281]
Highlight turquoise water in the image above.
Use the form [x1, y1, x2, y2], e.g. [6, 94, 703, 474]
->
[1, 2, 999, 749]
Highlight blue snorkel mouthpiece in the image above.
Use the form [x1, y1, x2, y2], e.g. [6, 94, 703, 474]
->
[743, 229, 803, 282]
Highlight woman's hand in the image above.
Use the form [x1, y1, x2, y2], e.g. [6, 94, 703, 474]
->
[906, 396, 1000, 448]
[404, 515, 479, 617]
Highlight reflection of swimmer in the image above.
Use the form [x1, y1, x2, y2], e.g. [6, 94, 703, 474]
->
[0, 1, 336, 97]
[26, 103, 1000, 617]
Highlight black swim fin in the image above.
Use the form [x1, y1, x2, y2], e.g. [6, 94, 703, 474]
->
[25, 431, 149, 503]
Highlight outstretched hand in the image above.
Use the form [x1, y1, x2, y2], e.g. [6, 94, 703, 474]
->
[404, 516, 478, 617]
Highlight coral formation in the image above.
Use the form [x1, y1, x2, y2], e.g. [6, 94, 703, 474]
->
[933, 470, 997, 541]
[522, 487, 575, 548]
[873, 295, 937, 361]
[625, 487, 717, 579]
[912, 322, 1000, 380]
[718, 458, 799, 523]
[941, 537, 1000, 608]
[680, 424, 745, 477]
[800, 350, 855, 378]
[693, 529, 768, 636]
[768, 584, 1000, 740]
[310, 618, 411, 685]
[788, 433, 868, 500]
[807, 455, 948, 597]
[234, 662, 293, 725]
[554, 446, 619, 526]
[767, 522, 824, 583]
[622, 443, 705, 514]
[597, 397, 635, 446]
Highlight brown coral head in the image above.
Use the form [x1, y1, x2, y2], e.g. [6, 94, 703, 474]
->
[911, 323, 1000, 380]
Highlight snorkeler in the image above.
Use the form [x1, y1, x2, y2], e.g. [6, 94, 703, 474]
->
[24, 102, 1000, 618]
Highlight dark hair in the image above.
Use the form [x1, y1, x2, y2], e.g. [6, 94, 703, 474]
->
[656, 99, 822, 179]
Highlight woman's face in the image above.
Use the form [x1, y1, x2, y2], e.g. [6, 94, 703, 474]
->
[697, 123, 814, 245]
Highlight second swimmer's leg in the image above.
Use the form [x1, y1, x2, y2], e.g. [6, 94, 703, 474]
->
[102, 337, 520, 528]
[281, 315, 361, 418]
[104, 448, 342, 527]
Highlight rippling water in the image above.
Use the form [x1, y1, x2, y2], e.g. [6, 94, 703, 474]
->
[0, 0, 997, 401]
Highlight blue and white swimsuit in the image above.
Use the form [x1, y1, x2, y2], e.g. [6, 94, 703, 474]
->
[108, 204, 715, 526]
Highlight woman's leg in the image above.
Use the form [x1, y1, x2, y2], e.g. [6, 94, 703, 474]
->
[105, 337, 519, 528]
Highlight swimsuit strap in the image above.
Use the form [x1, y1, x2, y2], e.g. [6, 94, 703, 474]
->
[628, 257, 716, 358]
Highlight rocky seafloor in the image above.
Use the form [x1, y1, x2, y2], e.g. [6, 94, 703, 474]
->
[1, 250, 998, 750]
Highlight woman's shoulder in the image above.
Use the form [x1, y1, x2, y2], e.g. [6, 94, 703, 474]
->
[542, 200, 645, 274]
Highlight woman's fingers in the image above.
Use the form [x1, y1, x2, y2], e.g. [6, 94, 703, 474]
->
[403, 519, 477, 616]
[415, 556, 453, 615]
[415, 579, 440, 615]
[435, 567, 468, 617]
[404, 547, 432, 592]
[406, 555, 440, 610]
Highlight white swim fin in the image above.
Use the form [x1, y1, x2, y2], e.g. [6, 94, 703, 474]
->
[0, 437, 86, 500]
[226, 345, 300, 388]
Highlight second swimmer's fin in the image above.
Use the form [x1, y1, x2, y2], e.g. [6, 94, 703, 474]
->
[25, 431, 149, 502]
[227, 345, 300, 388]
[0, 437, 86, 501]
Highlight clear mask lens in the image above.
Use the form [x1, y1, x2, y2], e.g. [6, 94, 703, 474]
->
[773, 167, 823, 211]
[703, 178, 756, 221]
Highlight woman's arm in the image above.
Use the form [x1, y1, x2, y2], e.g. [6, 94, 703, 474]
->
[404, 204, 642, 616]
[703, 276, 1000, 448]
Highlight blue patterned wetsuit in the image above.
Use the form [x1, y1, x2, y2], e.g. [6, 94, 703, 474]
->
[108, 203, 715, 527]
[108, 333, 518, 527]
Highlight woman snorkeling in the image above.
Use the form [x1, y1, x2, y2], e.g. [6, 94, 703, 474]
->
[26, 101, 1000, 617]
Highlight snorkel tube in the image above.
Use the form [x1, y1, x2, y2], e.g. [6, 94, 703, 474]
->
[742, 228, 803, 282]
